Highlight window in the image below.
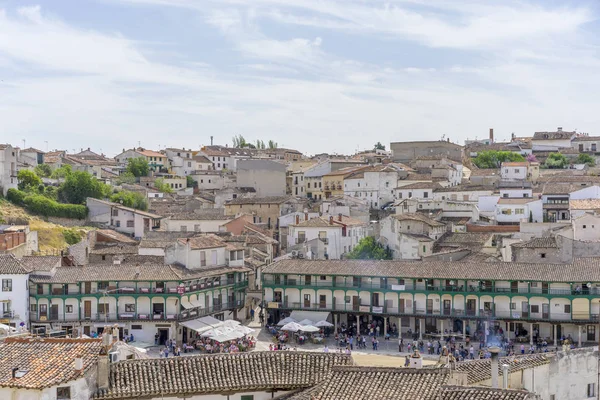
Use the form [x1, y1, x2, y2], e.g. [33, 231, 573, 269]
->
[510, 302, 516, 310]
[132, 324, 143, 330]
[298, 231, 306, 243]
[98, 282, 109, 290]
[320, 276, 327, 280]
[399, 192, 402, 199]
[115, 220, 121, 227]
[181, 226, 188, 232]
[515, 209, 524, 215]
[2, 279, 12, 292]
[515, 169, 520, 173]
[126, 220, 134, 228]
[523, 193, 529, 198]
[408, 192, 412, 198]
[241, 395, 254, 400]
[98, 304, 109, 314]
[530, 305, 539, 313]
[540, 253, 546, 258]
[565, 304, 571, 313]
[503, 193, 509, 198]
[588, 383, 595, 397]
[112, 209, 119, 217]
[422, 245, 426, 253]
[125, 304, 135, 312]
[200, 251, 206, 267]
[30, 304, 37, 312]
[583, 225, 587, 229]
[66, 305, 73, 314]
[57, 386, 71, 399]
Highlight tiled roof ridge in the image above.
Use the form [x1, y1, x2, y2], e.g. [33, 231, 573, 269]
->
[4, 337, 102, 344]
[332, 365, 450, 374]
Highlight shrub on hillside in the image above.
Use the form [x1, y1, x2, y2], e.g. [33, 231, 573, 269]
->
[6, 189, 87, 219]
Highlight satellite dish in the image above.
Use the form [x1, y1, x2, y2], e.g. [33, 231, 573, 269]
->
[587, 283, 592, 288]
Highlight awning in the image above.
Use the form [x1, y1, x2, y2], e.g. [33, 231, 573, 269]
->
[189, 299, 203, 308]
[180, 299, 193, 309]
[289, 311, 331, 323]
[179, 316, 225, 334]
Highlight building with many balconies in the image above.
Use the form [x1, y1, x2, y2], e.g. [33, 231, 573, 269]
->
[29, 259, 249, 345]
[262, 258, 600, 347]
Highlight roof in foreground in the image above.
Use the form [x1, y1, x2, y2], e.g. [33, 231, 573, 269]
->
[20, 256, 61, 272]
[454, 353, 551, 384]
[0, 254, 31, 274]
[440, 386, 537, 400]
[0, 338, 103, 389]
[570, 199, 600, 210]
[285, 366, 451, 400]
[262, 258, 600, 282]
[94, 351, 352, 399]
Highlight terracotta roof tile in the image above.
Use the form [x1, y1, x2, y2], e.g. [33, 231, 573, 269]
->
[454, 354, 550, 384]
[392, 213, 445, 227]
[20, 256, 61, 272]
[0, 338, 103, 389]
[177, 234, 227, 250]
[440, 386, 537, 400]
[94, 352, 352, 399]
[0, 254, 30, 274]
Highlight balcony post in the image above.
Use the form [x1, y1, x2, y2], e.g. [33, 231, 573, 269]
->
[334, 313, 338, 334]
[384, 317, 387, 337]
[529, 323, 533, 346]
[462, 320, 466, 341]
[553, 324, 557, 346]
[419, 319, 423, 340]
[440, 319, 444, 341]
[578, 325, 582, 348]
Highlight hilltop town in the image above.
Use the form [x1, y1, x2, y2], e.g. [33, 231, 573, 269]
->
[1, 129, 600, 399]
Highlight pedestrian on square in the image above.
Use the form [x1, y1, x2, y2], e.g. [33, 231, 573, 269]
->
[399, 337, 404, 352]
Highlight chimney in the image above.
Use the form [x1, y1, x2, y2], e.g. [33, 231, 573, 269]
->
[295, 215, 300, 225]
[502, 364, 509, 389]
[88, 147, 91, 151]
[489, 128, 494, 143]
[12, 367, 18, 379]
[338, 213, 342, 222]
[489, 346, 500, 388]
[210, 136, 213, 146]
[447, 138, 450, 142]
[97, 354, 109, 390]
[557, 127, 563, 132]
[511, 133, 515, 141]
[74, 354, 84, 371]
[329, 216, 333, 225]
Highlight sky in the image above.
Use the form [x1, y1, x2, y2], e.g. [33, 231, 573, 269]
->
[1, 0, 599, 157]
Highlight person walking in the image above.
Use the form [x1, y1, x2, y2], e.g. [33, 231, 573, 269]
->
[323, 345, 329, 353]
[399, 337, 404, 352]
[404, 355, 410, 367]
[349, 336, 354, 350]
[250, 308, 255, 321]
[469, 345, 474, 360]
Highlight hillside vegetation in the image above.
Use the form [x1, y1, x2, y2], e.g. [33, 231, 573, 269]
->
[0, 198, 90, 253]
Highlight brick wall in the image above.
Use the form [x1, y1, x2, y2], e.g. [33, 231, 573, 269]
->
[0, 232, 26, 251]
[466, 224, 520, 233]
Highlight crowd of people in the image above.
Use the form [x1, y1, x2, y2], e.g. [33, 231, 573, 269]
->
[158, 335, 257, 357]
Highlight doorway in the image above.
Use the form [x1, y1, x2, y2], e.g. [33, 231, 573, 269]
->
[426, 299, 433, 315]
[466, 299, 476, 316]
[83, 326, 91, 336]
[158, 328, 169, 345]
[153, 303, 164, 317]
[443, 300, 451, 315]
[50, 304, 59, 320]
[84, 301, 91, 319]
[303, 294, 311, 308]
[588, 325, 596, 341]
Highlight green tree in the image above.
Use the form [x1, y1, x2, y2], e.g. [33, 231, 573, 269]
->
[544, 153, 569, 169]
[268, 140, 278, 149]
[126, 157, 149, 177]
[154, 178, 173, 193]
[63, 228, 84, 245]
[50, 164, 72, 179]
[115, 171, 137, 185]
[110, 191, 148, 211]
[472, 150, 525, 169]
[345, 236, 392, 260]
[17, 170, 42, 191]
[186, 175, 196, 188]
[58, 171, 110, 204]
[34, 164, 52, 178]
[576, 153, 595, 166]
[374, 142, 386, 151]
[232, 135, 248, 148]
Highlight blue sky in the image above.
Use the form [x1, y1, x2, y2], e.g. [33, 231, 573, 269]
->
[0, 0, 599, 156]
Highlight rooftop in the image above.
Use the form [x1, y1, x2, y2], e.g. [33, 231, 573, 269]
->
[263, 258, 600, 282]
[512, 237, 557, 248]
[292, 215, 365, 228]
[454, 353, 550, 384]
[94, 351, 352, 399]
[177, 234, 227, 250]
[167, 209, 232, 220]
[533, 130, 576, 140]
[392, 213, 445, 227]
[0, 338, 103, 389]
[0, 254, 30, 274]
[20, 256, 61, 272]
[439, 386, 537, 400]
[570, 199, 600, 210]
[226, 196, 292, 205]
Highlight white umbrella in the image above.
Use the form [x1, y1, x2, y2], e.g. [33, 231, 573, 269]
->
[277, 317, 297, 326]
[222, 320, 241, 328]
[201, 328, 225, 338]
[235, 326, 254, 335]
[281, 322, 303, 332]
[298, 319, 314, 326]
[314, 320, 334, 328]
[299, 325, 320, 333]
